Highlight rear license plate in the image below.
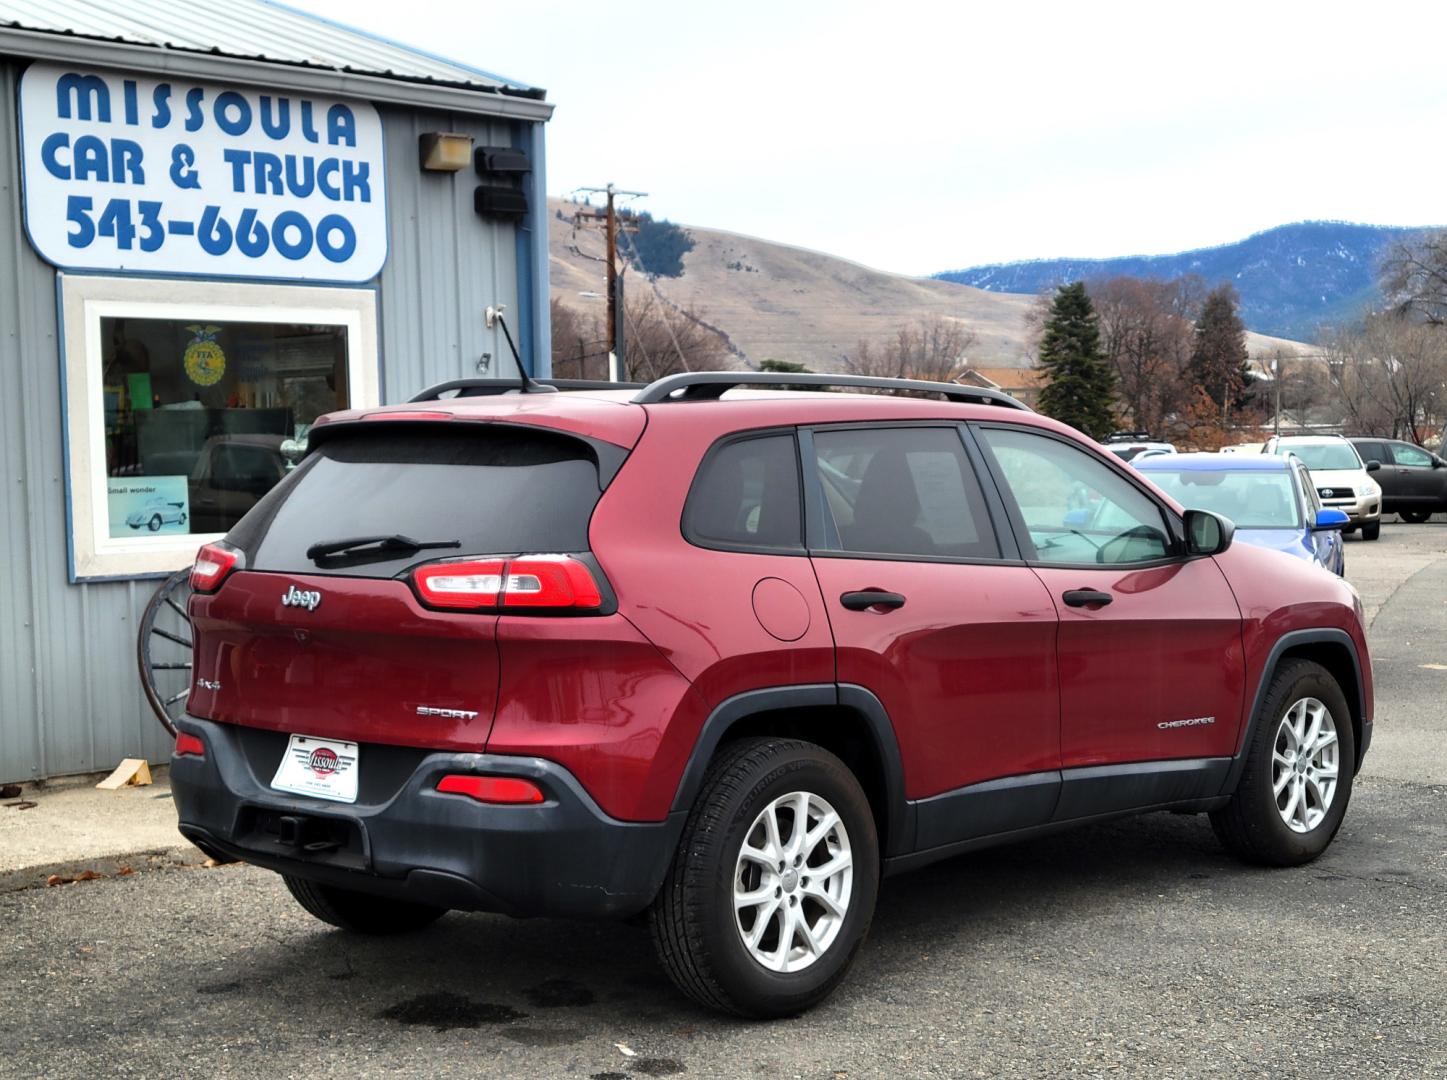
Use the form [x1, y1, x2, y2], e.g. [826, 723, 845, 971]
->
[271, 734, 359, 804]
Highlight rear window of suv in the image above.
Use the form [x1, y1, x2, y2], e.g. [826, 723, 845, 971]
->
[230, 425, 608, 577]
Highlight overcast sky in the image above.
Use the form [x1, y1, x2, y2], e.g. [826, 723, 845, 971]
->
[292, 0, 1447, 276]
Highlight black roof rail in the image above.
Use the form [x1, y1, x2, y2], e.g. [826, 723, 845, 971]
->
[629, 371, 1032, 410]
[409, 378, 644, 402]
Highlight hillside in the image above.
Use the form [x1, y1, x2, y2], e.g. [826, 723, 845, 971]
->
[936, 221, 1428, 341]
[549, 200, 1313, 370]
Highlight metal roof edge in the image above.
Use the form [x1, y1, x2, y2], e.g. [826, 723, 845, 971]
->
[259, 0, 541, 95]
[0, 27, 555, 121]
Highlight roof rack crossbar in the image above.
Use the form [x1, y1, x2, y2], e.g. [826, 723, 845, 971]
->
[409, 378, 644, 402]
[629, 371, 1032, 410]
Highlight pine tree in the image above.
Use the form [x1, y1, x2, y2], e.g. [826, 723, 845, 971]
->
[1188, 285, 1253, 421]
[1035, 282, 1116, 438]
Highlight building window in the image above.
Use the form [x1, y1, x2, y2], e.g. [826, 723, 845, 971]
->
[61, 274, 379, 580]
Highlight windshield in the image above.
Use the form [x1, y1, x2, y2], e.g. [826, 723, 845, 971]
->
[1143, 469, 1301, 529]
[1277, 442, 1361, 471]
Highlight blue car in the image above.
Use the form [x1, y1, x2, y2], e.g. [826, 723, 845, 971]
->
[1134, 452, 1349, 576]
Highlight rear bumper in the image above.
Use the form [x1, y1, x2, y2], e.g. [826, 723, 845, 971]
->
[171, 716, 682, 919]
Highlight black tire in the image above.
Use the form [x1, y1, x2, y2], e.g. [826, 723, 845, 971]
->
[282, 874, 447, 934]
[651, 738, 879, 1018]
[1361, 520, 1381, 541]
[1210, 659, 1356, 867]
[148, 514, 161, 531]
[1399, 510, 1432, 523]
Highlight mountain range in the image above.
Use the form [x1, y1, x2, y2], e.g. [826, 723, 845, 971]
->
[936, 222, 1430, 341]
[549, 200, 1312, 370]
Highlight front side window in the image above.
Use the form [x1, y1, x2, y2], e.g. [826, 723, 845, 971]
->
[811, 427, 1000, 560]
[62, 275, 378, 579]
[684, 435, 803, 551]
[979, 426, 1171, 565]
[1391, 443, 1433, 467]
[1297, 466, 1323, 516]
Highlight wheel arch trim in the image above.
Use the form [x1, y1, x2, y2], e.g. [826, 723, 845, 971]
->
[1222, 627, 1367, 796]
[668, 683, 913, 856]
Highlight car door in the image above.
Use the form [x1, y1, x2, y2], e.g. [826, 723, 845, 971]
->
[1388, 441, 1441, 505]
[973, 423, 1246, 818]
[803, 423, 1062, 848]
[1353, 441, 1398, 504]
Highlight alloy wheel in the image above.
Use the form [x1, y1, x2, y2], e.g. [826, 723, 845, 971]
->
[1272, 697, 1340, 834]
[733, 790, 853, 973]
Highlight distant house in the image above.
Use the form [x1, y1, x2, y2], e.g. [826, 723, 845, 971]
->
[955, 367, 1048, 408]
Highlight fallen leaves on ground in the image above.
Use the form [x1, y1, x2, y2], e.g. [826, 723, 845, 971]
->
[45, 870, 105, 887]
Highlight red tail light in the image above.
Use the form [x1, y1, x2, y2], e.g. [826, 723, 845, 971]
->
[436, 775, 545, 804]
[504, 556, 604, 609]
[413, 558, 506, 609]
[175, 732, 205, 757]
[190, 542, 242, 593]
[412, 555, 602, 613]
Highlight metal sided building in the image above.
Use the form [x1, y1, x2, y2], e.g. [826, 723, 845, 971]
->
[0, 0, 553, 782]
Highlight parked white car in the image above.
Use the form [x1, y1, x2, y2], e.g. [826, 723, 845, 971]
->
[125, 496, 188, 532]
[1102, 431, 1177, 462]
[1262, 434, 1383, 540]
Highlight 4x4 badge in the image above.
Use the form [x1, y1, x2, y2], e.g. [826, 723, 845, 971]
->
[281, 585, 322, 611]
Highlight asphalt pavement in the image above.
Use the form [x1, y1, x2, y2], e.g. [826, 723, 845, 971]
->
[2, 523, 1444, 1079]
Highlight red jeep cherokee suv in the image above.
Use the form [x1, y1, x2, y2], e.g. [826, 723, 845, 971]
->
[171, 371, 1373, 1017]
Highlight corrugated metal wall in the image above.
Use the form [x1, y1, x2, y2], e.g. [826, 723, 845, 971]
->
[0, 58, 524, 781]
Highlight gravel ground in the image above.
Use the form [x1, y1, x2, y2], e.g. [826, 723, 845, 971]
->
[3, 522, 1444, 1080]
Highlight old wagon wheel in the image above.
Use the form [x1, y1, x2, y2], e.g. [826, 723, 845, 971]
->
[137, 567, 195, 737]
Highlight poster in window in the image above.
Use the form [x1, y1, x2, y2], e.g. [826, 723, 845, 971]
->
[107, 475, 190, 537]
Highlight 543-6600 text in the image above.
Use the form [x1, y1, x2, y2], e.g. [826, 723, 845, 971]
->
[65, 196, 358, 263]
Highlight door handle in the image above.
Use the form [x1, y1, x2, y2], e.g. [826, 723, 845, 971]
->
[1062, 588, 1113, 608]
[840, 590, 907, 612]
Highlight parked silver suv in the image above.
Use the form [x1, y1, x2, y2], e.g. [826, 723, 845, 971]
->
[1262, 435, 1382, 540]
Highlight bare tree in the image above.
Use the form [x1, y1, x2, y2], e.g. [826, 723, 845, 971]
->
[1088, 276, 1197, 435]
[1382, 232, 1447, 323]
[551, 292, 730, 381]
[550, 298, 608, 380]
[1320, 314, 1447, 440]
[843, 316, 978, 383]
[620, 290, 731, 382]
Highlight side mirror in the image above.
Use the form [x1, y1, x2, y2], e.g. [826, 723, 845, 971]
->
[1433, 457, 1445, 469]
[1312, 507, 1351, 531]
[1184, 509, 1234, 556]
[1365, 460, 1381, 472]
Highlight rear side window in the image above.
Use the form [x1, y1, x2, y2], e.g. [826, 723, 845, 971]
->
[233, 426, 607, 577]
[684, 434, 803, 551]
[812, 427, 1000, 560]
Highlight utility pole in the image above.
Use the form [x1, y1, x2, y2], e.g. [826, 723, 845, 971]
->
[572, 183, 647, 380]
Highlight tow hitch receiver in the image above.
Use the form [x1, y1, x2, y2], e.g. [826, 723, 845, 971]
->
[275, 814, 343, 853]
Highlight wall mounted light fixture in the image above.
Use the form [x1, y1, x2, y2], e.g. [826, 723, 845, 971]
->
[418, 132, 475, 172]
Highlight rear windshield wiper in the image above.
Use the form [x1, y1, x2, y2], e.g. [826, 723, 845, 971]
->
[306, 534, 462, 563]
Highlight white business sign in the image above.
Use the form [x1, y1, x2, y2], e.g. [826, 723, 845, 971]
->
[18, 63, 388, 282]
